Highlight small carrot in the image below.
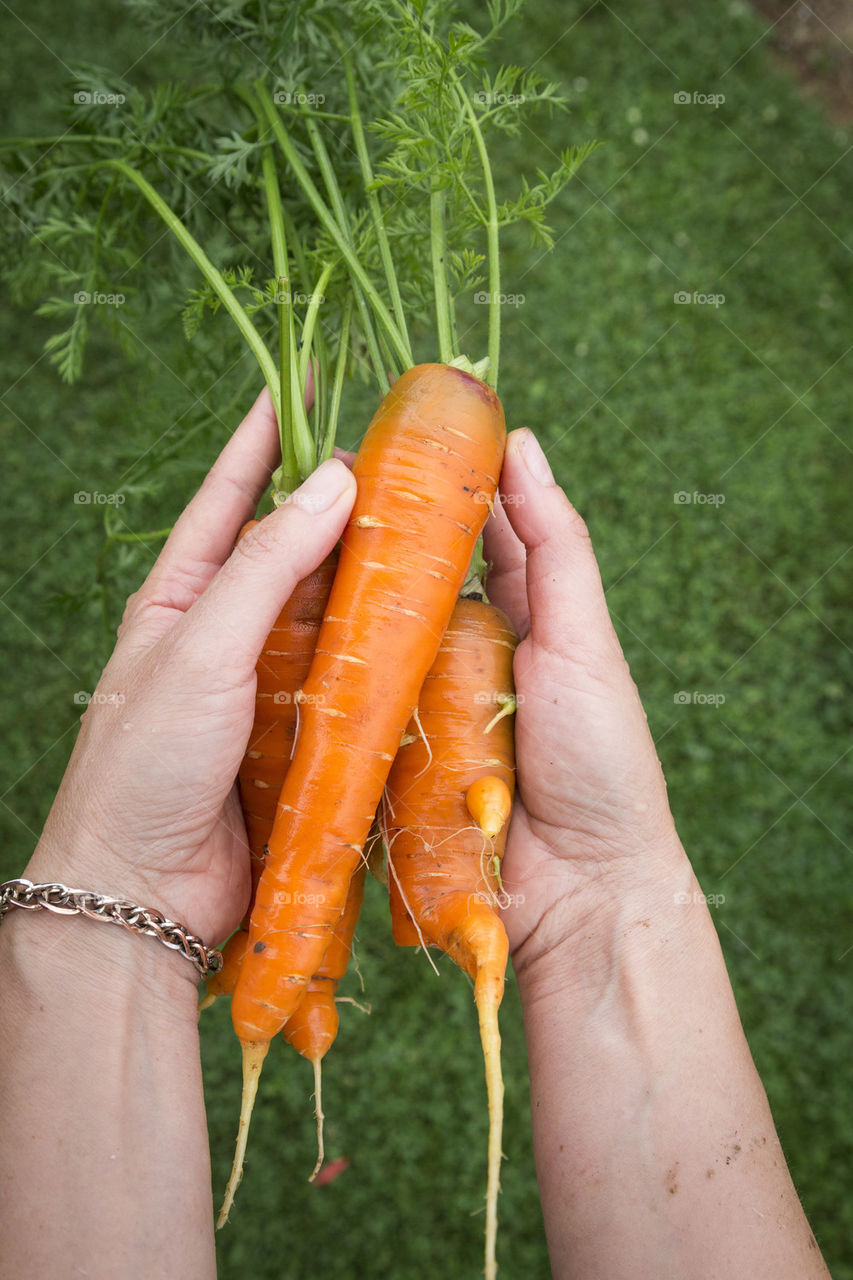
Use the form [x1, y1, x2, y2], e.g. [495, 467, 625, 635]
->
[199, 533, 337, 1014]
[466, 776, 513, 842]
[384, 596, 517, 1280]
[224, 362, 506, 1218]
[283, 863, 366, 1180]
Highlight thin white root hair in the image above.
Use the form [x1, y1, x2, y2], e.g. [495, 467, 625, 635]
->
[335, 995, 372, 1014]
[410, 705, 434, 779]
[308, 1057, 325, 1183]
[290, 693, 302, 761]
[477, 833, 505, 907]
[349, 937, 366, 993]
[381, 794, 440, 976]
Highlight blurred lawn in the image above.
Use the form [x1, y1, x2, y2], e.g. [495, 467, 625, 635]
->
[1, 2, 851, 1277]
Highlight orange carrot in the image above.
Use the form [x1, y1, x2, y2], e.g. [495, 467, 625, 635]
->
[199, 535, 337, 1014]
[384, 596, 517, 1280]
[466, 776, 513, 841]
[221, 363, 506, 1220]
[283, 863, 366, 1180]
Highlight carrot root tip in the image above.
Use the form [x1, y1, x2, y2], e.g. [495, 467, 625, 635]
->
[308, 1057, 325, 1183]
[216, 1039, 270, 1230]
[197, 991, 217, 1017]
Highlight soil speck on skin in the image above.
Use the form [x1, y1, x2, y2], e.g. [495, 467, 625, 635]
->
[253, 941, 266, 953]
[707, 1169, 715, 1179]
[665, 1164, 679, 1196]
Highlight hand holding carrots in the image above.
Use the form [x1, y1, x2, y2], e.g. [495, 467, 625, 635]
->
[484, 429, 689, 981]
[23, 388, 355, 958]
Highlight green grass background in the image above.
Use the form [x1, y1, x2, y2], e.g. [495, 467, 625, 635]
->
[1, 2, 851, 1276]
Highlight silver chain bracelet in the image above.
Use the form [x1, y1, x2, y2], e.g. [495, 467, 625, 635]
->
[0, 878, 223, 979]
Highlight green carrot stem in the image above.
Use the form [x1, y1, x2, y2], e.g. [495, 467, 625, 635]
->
[109, 527, 173, 543]
[342, 51, 412, 360]
[281, 208, 331, 444]
[276, 277, 299, 492]
[259, 147, 300, 490]
[0, 136, 211, 161]
[430, 180, 455, 365]
[302, 113, 390, 394]
[238, 84, 314, 489]
[298, 260, 335, 389]
[253, 80, 410, 372]
[459, 92, 501, 387]
[103, 160, 280, 419]
[320, 295, 353, 463]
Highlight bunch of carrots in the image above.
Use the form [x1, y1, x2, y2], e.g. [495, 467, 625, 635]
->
[6, 2, 596, 1272]
[205, 361, 516, 1280]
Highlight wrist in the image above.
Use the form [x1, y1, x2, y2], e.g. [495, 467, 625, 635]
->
[511, 837, 719, 1019]
[0, 881, 203, 1021]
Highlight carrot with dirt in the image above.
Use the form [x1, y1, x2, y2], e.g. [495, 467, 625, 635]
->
[219, 361, 507, 1224]
[383, 595, 518, 1280]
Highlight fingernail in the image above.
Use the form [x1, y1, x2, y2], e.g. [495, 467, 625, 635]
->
[518, 430, 554, 485]
[288, 460, 351, 514]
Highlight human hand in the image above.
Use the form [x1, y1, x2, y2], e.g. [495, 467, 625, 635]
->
[24, 389, 356, 955]
[484, 429, 693, 984]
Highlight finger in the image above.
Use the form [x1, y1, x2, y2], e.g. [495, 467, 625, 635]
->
[500, 430, 623, 663]
[333, 446, 356, 468]
[482, 477, 529, 636]
[128, 386, 281, 620]
[171, 459, 355, 676]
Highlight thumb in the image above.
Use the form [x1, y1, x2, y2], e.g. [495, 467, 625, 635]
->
[170, 459, 355, 676]
[501, 430, 623, 667]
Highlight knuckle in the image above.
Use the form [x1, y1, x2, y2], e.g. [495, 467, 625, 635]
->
[116, 589, 146, 639]
[232, 516, 283, 562]
[561, 499, 591, 545]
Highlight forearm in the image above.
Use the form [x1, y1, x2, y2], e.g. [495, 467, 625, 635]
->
[516, 847, 829, 1280]
[0, 907, 215, 1280]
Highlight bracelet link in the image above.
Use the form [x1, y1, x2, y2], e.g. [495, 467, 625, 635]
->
[0, 878, 223, 978]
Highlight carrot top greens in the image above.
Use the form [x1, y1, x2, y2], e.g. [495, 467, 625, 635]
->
[1, 0, 596, 491]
